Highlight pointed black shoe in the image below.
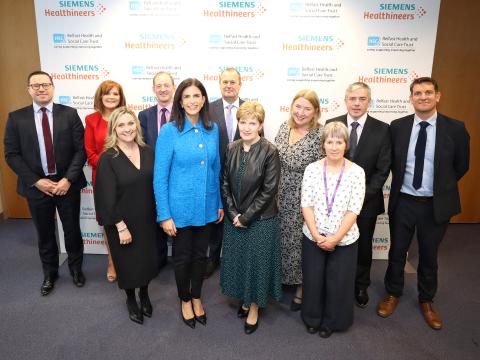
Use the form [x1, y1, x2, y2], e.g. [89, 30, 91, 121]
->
[126, 299, 143, 325]
[194, 311, 207, 326]
[290, 296, 302, 312]
[140, 295, 153, 318]
[237, 304, 249, 318]
[244, 317, 259, 335]
[355, 289, 369, 308]
[180, 301, 195, 329]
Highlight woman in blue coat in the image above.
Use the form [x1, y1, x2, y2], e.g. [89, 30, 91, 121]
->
[154, 78, 223, 329]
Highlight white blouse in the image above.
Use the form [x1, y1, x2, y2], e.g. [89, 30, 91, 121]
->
[301, 160, 365, 246]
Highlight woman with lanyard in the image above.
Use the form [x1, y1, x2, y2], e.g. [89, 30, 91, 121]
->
[300, 121, 365, 338]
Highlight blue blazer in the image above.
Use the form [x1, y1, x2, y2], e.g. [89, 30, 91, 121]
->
[153, 117, 222, 227]
[139, 105, 159, 149]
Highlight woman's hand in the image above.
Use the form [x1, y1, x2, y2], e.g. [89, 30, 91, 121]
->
[233, 214, 246, 228]
[216, 209, 224, 224]
[317, 235, 337, 252]
[161, 218, 177, 237]
[118, 228, 132, 245]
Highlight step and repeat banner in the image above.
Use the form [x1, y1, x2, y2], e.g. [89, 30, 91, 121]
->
[34, 0, 441, 258]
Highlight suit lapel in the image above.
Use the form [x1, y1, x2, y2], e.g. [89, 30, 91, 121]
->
[52, 103, 61, 150]
[149, 105, 158, 144]
[354, 115, 373, 160]
[398, 115, 415, 174]
[27, 105, 42, 165]
[433, 114, 445, 179]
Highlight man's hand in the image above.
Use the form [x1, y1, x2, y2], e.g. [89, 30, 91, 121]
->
[52, 178, 71, 196]
[34, 178, 57, 197]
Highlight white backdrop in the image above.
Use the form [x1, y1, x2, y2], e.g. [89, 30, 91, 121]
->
[34, 0, 441, 259]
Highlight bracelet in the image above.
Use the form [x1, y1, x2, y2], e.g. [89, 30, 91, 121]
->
[117, 226, 127, 233]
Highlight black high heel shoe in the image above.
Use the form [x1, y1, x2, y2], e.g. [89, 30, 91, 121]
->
[140, 294, 153, 318]
[126, 299, 143, 325]
[237, 304, 249, 318]
[180, 301, 195, 329]
[194, 311, 207, 326]
[244, 316, 259, 335]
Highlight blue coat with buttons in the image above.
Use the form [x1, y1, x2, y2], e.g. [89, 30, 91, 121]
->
[154, 117, 222, 228]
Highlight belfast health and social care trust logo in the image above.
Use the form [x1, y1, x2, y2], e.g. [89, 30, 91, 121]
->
[364, 3, 427, 21]
[203, 1, 266, 18]
[43, 1, 106, 17]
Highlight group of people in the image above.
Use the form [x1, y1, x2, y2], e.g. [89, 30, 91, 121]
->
[4, 69, 470, 337]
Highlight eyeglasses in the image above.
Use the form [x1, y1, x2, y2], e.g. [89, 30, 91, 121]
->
[29, 83, 53, 90]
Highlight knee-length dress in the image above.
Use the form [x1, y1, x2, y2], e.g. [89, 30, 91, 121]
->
[94, 147, 158, 289]
[275, 122, 323, 285]
[221, 150, 282, 308]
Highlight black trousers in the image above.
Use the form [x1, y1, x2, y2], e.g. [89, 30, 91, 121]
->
[156, 227, 169, 268]
[207, 221, 223, 264]
[301, 235, 357, 331]
[27, 189, 84, 277]
[385, 194, 448, 302]
[355, 215, 378, 291]
[173, 224, 212, 302]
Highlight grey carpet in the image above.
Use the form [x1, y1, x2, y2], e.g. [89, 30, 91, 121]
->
[0, 219, 479, 360]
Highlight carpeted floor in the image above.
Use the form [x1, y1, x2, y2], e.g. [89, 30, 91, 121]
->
[0, 219, 478, 360]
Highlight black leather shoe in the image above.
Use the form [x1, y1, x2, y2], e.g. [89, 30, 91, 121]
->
[204, 261, 218, 279]
[355, 289, 369, 308]
[140, 295, 153, 318]
[71, 270, 86, 287]
[306, 325, 318, 334]
[290, 296, 302, 312]
[244, 318, 259, 335]
[40, 273, 58, 296]
[126, 299, 143, 324]
[237, 304, 249, 318]
[194, 311, 207, 326]
[319, 325, 333, 338]
[181, 301, 195, 329]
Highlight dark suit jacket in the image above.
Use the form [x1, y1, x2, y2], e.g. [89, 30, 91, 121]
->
[208, 98, 245, 165]
[138, 105, 159, 149]
[4, 103, 87, 199]
[326, 114, 391, 217]
[388, 113, 470, 223]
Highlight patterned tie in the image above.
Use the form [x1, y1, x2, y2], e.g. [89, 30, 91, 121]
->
[225, 104, 234, 142]
[413, 121, 430, 190]
[160, 107, 167, 128]
[349, 121, 359, 159]
[40, 107, 56, 174]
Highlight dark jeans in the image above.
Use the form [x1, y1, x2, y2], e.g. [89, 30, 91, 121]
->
[173, 223, 212, 302]
[28, 189, 84, 277]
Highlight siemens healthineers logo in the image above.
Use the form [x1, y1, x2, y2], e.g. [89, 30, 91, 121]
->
[364, 3, 426, 20]
[50, 64, 108, 80]
[204, 2, 265, 18]
[283, 34, 343, 51]
[358, 68, 409, 84]
[44, 1, 106, 16]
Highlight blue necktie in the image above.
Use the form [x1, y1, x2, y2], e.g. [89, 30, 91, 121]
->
[413, 122, 430, 190]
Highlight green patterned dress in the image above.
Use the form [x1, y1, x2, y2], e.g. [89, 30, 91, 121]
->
[220, 150, 282, 308]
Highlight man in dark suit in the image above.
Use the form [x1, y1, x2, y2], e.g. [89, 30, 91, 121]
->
[138, 71, 175, 270]
[377, 77, 470, 330]
[4, 71, 87, 295]
[326, 82, 391, 308]
[205, 67, 245, 277]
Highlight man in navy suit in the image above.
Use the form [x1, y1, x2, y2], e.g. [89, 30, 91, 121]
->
[377, 77, 470, 330]
[138, 71, 175, 269]
[326, 82, 391, 308]
[205, 68, 245, 277]
[4, 71, 87, 295]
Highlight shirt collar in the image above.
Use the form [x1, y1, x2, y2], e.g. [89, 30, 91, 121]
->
[346, 112, 368, 127]
[178, 116, 207, 134]
[157, 102, 173, 113]
[33, 102, 53, 113]
[414, 112, 437, 127]
[222, 98, 240, 109]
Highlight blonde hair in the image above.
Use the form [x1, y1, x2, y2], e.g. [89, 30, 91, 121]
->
[287, 89, 321, 129]
[321, 121, 349, 153]
[236, 101, 265, 125]
[104, 107, 145, 155]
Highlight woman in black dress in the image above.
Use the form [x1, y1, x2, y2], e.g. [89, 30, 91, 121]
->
[94, 106, 158, 325]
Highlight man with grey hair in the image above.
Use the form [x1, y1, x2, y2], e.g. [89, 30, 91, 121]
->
[139, 71, 176, 270]
[326, 81, 391, 308]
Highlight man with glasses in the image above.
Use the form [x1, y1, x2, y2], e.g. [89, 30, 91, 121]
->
[326, 82, 391, 308]
[4, 70, 87, 296]
[138, 71, 176, 270]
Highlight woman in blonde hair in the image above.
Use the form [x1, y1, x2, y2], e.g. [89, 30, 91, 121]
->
[275, 89, 324, 311]
[94, 106, 158, 325]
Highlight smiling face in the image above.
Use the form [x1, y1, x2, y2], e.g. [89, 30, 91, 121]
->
[323, 135, 347, 161]
[345, 87, 370, 120]
[410, 82, 440, 118]
[220, 70, 242, 103]
[153, 73, 175, 106]
[102, 87, 121, 112]
[238, 115, 262, 143]
[114, 113, 138, 145]
[291, 97, 316, 129]
[28, 74, 54, 106]
[180, 85, 206, 119]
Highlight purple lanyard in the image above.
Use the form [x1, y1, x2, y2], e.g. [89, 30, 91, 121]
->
[323, 159, 346, 217]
